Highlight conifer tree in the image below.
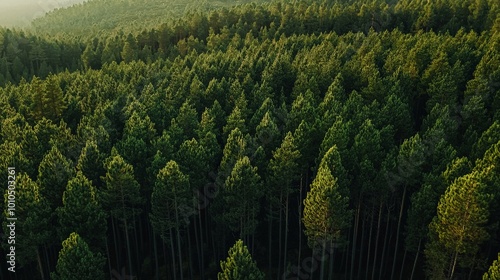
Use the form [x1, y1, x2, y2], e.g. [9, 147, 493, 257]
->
[3, 173, 50, 278]
[267, 131, 300, 274]
[176, 99, 200, 140]
[426, 172, 491, 279]
[56, 172, 107, 249]
[101, 150, 143, 276]
[218, 239, 265, 280]
[117, 111, 157, 183]
[37, 145, 74, 209]
[223, 156, 262, 241]
[483, 253, 500, 280]
[223, 106, 247, 141]
[76, 140, 105, 189]
[303, 146, 352, 279]
[150, 160, 191, 279]
[51, 232, 105, 280]
[219, 128, 247, 181]
[255, 111, 280, 156]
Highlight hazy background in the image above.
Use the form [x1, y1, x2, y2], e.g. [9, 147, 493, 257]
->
[0, 0, 86, 27]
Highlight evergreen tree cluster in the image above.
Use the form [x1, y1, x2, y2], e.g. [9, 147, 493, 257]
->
[1, 0, 500, 279]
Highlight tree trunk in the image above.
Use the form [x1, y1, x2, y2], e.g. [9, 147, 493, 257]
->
[193, 212, 202, 278]
[138, 212, 144, 261]
[343, 225, 351, 279]
[44, 246, 51, 279]
[284, 193, 289, 275]
[211, 226, 217, 267]
[252, 223, 256, 256]
[278, 190, 283, 279]
[365, 206, 375, 280]
[37, 247, 45, 280]
[124, 218, 134, 277]
[187, 225, 194, 280]
[198, 208, 205, 278]
[328, 244, 335, 280]
[169, 228, 177, 280]
[399, 249, 407, 280]
[410, 239, 421, 280]
[105, 238, 113, 279]
[379, 208, 391, 280]
[176, 227, 184, 280]
[320, 238, 327, 280]
[269, 206, 273, 279]
[133, 214, 140, 275]
[350, 200, 361, 280]
[391, 185, 406, 280]
[153, 233, 159, 280]
[449, 250, 459, 280]
[111, 217, 121, 272]
[372, 201, 383, 280]
[357, 216, 366, 277]
[298, 174, 303, 271]
[468, 256, 476, 280]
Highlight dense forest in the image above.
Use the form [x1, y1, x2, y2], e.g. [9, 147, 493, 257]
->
[1, 0, 500, 279]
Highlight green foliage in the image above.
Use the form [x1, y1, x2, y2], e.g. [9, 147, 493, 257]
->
[149, 160, 191, 242]
[223, 106, 248, 141]
[436, 174, 491, 252]
[219, 128, 247, 181]
[3, 173, 51, 266]
[223, 156, 262, 237]
[37, 145, 74, 209]
[267, 132, 301, 203]
[56, 172, 107, 248]
[29, 76, 66, 122]
[483, 253, 500, 280]
[101, 152, 143, 226]
[218, 239, 265, 280]
[76, 140, 105, 188]
[1, 0, 500, 278]
[426, 172, 492, 278]
[303, 147, 352, 247]
[51, 232, 106, 280]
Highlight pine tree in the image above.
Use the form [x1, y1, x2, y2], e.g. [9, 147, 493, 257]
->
[483, 253, 500, 280]
[149, 160, 191, 279]
[303, 148, 352, 279]
[3, 173, 50, 278]
[267, 131, 301, 274]
[318, 74, 344, 130]
[223, 156, 262, 240]
[101, 151, 143, 276]
[219, 128, 247, 181]
[391, 133, 426, 280]
[223, 106, 247, 142]
[175, 99, 200, 140]
[102, 151, 143, 223]
[50, 232, 105, 280]
[76, 140, 105, 189]
[30, 76, 66, 122]
[117, 111, 157, 183]
[56, 172, 107, 250]
[218, 240, 265, 280]
[43, 76, 66, 122]
[176, 138, 209, 191]
[121, 42, 138, 63]
[37, 145, 74, 209]
[255, 111, 280, 156]
[427, 172, 492, 279]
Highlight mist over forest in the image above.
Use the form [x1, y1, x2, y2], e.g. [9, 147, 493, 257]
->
[0, 0, 85, 27]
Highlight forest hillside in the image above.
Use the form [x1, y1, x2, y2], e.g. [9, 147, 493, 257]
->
[1, 0, 500, 279]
